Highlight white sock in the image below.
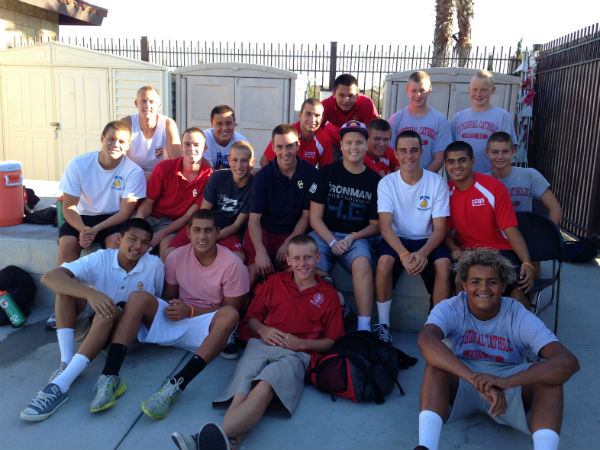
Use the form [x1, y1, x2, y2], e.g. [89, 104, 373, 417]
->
[56, 328, 75, 364]
[376, 299, 392, 326]
[357, 315, 371, 331]
[419, 410, 443, 450]
[532, 429, 559, 450]
[53, 353, 90, 393]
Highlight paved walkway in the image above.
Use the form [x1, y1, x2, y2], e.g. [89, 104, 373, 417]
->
[1, 256, 598, 450]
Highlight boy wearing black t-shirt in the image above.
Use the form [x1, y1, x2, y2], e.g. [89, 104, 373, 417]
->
[308, 121, 380, 331]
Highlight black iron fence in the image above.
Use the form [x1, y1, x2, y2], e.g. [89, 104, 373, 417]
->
[530, 23, 600, 240]
[13, 35, 519, 112]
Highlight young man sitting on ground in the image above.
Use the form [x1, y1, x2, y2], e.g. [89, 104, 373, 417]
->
[171, 234, 344, 450]
[167, 140, 255, 263]
[260, 98, 334, 168]
[309, 120, 380, 332]
[135, 128, 212, 260]
[363, 118, 400, 177]
[373, 130, 451, 343]
[21, 219, 163, 421]
[89, 209, 249, 419]
[245, 124, 317, 285]
[417, 248, 579, 450]
[444, 141, 534, 309]
[485, 131, 562, 225]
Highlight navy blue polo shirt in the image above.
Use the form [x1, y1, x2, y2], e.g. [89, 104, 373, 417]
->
[250, 156, 317, 234]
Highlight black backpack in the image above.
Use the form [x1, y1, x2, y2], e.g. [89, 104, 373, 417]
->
[307, 331, 417, 404]
[0, 265, 36, 326]
[563, 239, 597, 263]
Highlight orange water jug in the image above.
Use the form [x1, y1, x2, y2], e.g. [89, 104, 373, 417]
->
[0, 161, 23, 226]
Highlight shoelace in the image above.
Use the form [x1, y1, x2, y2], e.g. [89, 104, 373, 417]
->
[159, 377, 184, 401]
[30, 390, 59, 409]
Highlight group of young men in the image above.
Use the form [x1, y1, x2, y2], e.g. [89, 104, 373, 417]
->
[18, 71, 577, 450]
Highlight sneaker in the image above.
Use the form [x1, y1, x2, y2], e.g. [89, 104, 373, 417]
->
[196, 422, 230, 450]
[171, 432, 199, 450]
[20, 383, 68, 421]
[372, 323, 393, 344]
[48, 362, 67, 383]
[90, 374, 127, 413]
[46, 314, 56, 330]
[141, 377, 183, 420]
[220, 332, 240, 360]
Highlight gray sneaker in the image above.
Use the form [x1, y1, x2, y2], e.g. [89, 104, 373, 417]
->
[171, 432, 198, 450]
[20, 383, 68, 421]
[372, 323, 393, 344]
[141, 377, 183, 420]
[90, 374, 127, 413]
[197, 422, 230, 450]
[48, 362, 67, 383]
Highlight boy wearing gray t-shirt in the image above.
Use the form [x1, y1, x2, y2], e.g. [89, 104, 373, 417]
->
[416, 249, 578, 450]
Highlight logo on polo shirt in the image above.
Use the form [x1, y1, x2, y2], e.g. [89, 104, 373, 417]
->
[472, 198, 486, 207]
[193, 188, 198, 198]
[137, 281, 144, 290]
[417, 195, 431, 211]
[155, 147, 163, 158]
[310, 293, 324, 308]
[309, 182, 317, 194]
[304, 151, 316, 159]
[111, 176, 123, 190]
[297, 180, 304, 190]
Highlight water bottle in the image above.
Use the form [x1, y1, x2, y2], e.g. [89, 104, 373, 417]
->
[56, 195, 65, 229]
[0, 290, 26, 328]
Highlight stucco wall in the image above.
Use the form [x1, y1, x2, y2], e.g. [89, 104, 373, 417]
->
[0, 0, 58, 49]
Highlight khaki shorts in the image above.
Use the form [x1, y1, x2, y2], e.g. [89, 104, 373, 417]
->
[213, 338, 310, 415]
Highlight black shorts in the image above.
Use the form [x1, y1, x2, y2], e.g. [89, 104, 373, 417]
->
[59, 214, 122, 248]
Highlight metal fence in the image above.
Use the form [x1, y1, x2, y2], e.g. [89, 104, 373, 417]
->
[530, 23, 600, 240]
[13, 35, 520, 112]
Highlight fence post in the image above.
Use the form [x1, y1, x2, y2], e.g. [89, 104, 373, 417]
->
[141, 36, 149, 62]
[329, 41, 337, 90]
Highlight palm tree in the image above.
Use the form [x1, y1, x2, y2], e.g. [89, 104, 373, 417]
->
[432, 0, 454, 67]
[455, 0, 474, 67]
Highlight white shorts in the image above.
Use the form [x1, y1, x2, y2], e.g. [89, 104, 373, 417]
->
[137, 298, 216, 353]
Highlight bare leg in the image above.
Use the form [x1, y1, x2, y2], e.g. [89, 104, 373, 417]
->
[55, 293, 87, 329]
[159, 235, 175, 262]
[351, 256, 374, 317]
[510, 287, 532, 309]
[111, 291, 159, 346]
[77, 311, 120, 360]
[432, 258, 451, 305]
[523, 383, 564, 433]
[375, 255, 395, 302]
[248, 263, 259, 287]
[195, 305, 239, 363]
[103, 233, 119, 249]
[420, 363, 459, 418]
[222, 381, 275, 450]
[57, 235, 81, 266]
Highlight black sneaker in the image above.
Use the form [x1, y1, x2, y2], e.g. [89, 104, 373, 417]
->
[197, 422, 230, 450]
[220, 333, 240, 360]
[372, 323, 393, 344]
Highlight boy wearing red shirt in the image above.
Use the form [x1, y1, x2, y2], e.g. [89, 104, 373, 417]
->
[260, 98, 334, 168]
[136, 128, 212, 260]
[364, 119, 400, 176]
[171, 234, 344, 450]
[444, 141, 534, 308]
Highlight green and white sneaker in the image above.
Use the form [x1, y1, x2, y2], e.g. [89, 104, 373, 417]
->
[171, 431, 198, 450]
[141, 377, 183, 420]
[20, 383, 69, 421]
[90, 374, 127, 413]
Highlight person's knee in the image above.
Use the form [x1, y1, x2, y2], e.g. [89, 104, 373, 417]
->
[58, 236, 81, 259]
[215, 305, 240, 327]
[434, 258, 451, 277]
[351, 256, 372, 275]
[104, 233, 119, 249]
[125, 291, 156, 311]
[376, 255, 395, 274]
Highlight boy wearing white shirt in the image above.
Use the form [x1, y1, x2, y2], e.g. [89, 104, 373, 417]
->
[21, 219, 164, 421]
[57, 120, 146, 267]
[373, 130, 451, 343]
[203, 105, 248, 169]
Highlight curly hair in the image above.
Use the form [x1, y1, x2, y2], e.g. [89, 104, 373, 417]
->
[455, 248, 516, 285]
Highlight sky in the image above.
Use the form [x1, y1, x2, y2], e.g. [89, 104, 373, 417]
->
[61, 0, 599, 50]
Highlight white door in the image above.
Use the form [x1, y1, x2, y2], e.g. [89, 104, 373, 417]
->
[235, 77, 289, 162]
[184, 76, 235, 129]
[54, 67, 110, 177]
[1, 67, 56, 179]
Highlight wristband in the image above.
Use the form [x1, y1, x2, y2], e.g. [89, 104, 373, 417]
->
[522, 262, 535, 271]
[329, 238, 337, 248]
[352, 232, 359, 240]
[189, 304, 194, 318]
[400, 251, 410, 260]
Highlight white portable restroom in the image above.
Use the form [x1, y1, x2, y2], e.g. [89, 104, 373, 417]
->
[0, 42, 171, 180]
[382, 67, 520, 120]
[174, 63, 299, 162]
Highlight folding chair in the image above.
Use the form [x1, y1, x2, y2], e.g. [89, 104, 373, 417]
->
[516, 211, 563, 334]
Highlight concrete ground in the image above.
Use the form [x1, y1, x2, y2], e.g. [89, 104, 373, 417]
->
[0, 180, 598, 449]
